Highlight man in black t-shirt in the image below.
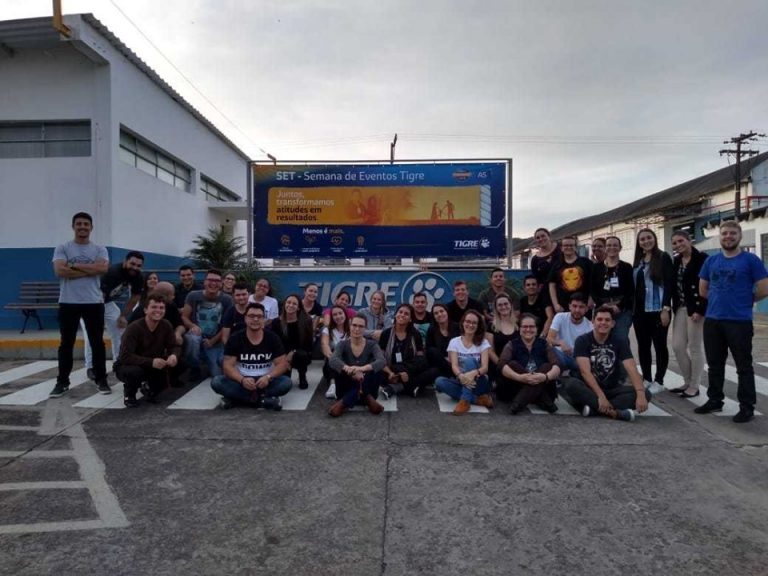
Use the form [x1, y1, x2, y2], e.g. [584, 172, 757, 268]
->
[519, 274, 554, 338]
[174, 265, 202, 310]
[561, 306, 650, 422]
[446, 280, 484, 323]
[548, 236, 593, 314]
[82, 251, 144, 379]
[211, 303, 292, 410]
[221, 282, 250, 345]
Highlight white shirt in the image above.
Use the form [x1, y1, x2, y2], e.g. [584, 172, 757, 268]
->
[247, 294, 279, 320]
[550, 312, 593, 350]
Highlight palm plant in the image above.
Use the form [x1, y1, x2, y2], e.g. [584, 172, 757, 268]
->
[187, 227, 246, 271]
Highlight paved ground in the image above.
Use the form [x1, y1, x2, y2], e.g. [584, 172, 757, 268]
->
[1, 320, 768, 575]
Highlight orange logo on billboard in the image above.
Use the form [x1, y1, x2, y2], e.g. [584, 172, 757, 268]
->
[452, 169, 472, 181]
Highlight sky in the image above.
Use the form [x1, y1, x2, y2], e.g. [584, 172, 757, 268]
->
[2, 0, 767, 238]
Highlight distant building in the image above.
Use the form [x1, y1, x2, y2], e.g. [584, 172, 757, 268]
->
[0, 14, 250, 329]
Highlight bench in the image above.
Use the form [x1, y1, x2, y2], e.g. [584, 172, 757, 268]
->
[4, 281, 60, 333]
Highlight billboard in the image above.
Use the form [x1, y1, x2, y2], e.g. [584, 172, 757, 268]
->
[252, 162, 507, 258]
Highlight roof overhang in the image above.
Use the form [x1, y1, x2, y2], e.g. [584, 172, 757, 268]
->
[208, 202, 249, 220]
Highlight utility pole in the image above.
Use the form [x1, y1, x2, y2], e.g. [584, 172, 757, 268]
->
[390, 134, 397, 165]
[719, 131, 763, 217]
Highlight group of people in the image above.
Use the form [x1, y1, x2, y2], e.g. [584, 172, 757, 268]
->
[50, 212, 767, 423]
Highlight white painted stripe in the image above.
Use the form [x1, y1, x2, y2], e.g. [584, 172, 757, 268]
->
[0, 519, 109, 534]
[347, 390, 397, 412]
[528, 396, 580, 415]
[0, 450, 75, 459]
[0, 361, 57, 386]
[281, 377, 320, 411]
[0, 481, 86, 491]
[642, 403, 671, 417]
[0, 425, 39, 431]
[436, 392, 489, 414]
[0, 362, 112, 406]
[664, 367, 760, 416]
[720, 364, 768, 397]
[167, 378, 217, 410]
[73, 382, 143, 410]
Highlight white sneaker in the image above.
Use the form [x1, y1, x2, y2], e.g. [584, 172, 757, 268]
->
[581, 405, 591, 417]
[325, 383, 336, 399]
[646, 381, 665, 395]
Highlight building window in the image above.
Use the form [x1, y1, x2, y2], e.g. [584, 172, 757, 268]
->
[201, 176, 240, 202]
[0, 120, 91, 158]
[119, 130, 191, 191]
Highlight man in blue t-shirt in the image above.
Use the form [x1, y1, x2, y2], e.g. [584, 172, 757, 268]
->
[695, 221, 768, 423]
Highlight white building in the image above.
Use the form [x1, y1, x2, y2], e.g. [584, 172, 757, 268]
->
[0, 14, 251, 329]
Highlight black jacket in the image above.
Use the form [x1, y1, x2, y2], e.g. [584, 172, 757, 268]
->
[672, 247, 708, 316]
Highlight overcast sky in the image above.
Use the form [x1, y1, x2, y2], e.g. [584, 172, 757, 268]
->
[3, 0, 767, 238]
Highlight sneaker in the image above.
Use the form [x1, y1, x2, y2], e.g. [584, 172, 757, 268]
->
[453, 399, 471, 415]
[380, 384, 394, 401]
[123, 395, 138, 408]
[693, 400, 724, 414]
[732, 407, 754, 423]
[86, 368, 95, 381]
[140, 382, 157, 403]
[616, 409, 636, 422]
[325, 383, 337, 399]
[218, 397, 234, 410]
[581, 405, 591, 417]
[96, 380, 111, 395]
[262, 396, 282, 411]
[49, 382, 69, 398]
[646, 381, 665, 395]
[412, 386, 421, 398]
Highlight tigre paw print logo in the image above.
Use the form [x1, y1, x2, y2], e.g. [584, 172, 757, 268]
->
[480, 237, 490, 249]
[401, 272, 450, 308]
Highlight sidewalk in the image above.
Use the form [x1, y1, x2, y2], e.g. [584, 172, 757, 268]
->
[0, 329, 111, 360]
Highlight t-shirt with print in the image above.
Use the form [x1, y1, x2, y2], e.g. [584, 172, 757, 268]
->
[573, 332, 633, 390]
[100, 262, 143, 304]
[446, 336, 491, 369]
[548, 256, 593, 308]
[52, 240, 109, 304]
[185, 291, 233, 338]
[700, 251, 768, 322]
[223, 329, 285, 378]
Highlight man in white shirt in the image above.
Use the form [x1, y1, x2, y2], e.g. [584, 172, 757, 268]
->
[547, 292, 593, 373]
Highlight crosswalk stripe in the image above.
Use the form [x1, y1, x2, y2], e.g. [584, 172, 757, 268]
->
[0, 362, 112, 406]
[722, 364, 768, 397]
[435, 392, 489, 414]
[0, 361, 57, 386]
[661, 367, 760, 416]
[167, 379, 217, 410]
[528, 397, 580, 415]
[72, 382, 145, 410]
[282, 378, 320, 411]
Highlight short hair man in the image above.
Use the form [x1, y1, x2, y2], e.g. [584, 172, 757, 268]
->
[222, 282, 251, 344]
[50, 212, 110, 397]
[128, 281, 186, 347]
[174, 265, 202, 310]
[561, 306, 650, 422]
[547, 292, 593, 373]
[548, 236, 593, 313]
[115, 292, 181, 407]
[446, 280, 484, 323]
[591, 237, 606, 264]
[478, 268, 515, 323]
[411, 292, 434, 340]
[211, 303, 292, 410]
[247, 278, 279, 325]
[181, 269, 233, 382]
[519, 274, 554, 338]
[81, 250, 144, 380]
[695, 221, 768, 423]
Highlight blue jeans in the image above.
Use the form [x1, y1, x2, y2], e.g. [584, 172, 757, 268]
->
[211, 375, 292, 404]
[184, 332, 224, 377]
[435, 356, 490, 403]
[613, 310, 633, 344]
[554, 347, 579, 373]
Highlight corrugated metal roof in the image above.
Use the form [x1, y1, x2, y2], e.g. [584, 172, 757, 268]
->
[0, 14, 251, 161]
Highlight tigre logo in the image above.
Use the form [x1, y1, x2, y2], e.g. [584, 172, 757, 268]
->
[401, 272, 450, 308]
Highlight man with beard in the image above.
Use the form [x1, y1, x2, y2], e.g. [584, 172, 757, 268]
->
[547, 292, 593, 373]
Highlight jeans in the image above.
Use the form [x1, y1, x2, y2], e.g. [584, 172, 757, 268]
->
[184, 332, 224, 377]
[672, 306, 704, 390]
[334, 370, 384, 407]
[561, 377, 651, 414]
[613, 310, 633, 344]
[82, 301, 123, 368]
[553, 347, 579, 373]
[703, 319, 755, 408]
[211, 374, 292, 404]
[633, 311, 669, 384]
[57, 303, 106, 386]
[435, 356, 490, 403]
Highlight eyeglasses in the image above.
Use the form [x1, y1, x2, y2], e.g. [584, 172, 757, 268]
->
[206, 278, 222, 283]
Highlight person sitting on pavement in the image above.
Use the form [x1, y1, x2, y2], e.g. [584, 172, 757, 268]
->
[378, 303, 437, 399]
[547, 292, 593, 374]
[211, 303, 292, 411]
[478, 267, 516, 324]
[247, 277, 279, 326]
[174, 265, 201, 310]
[358, 289, 393, 341]
[327, 313, 386, 417]
[425, 303, 460, 380]
[320, 305, 349, 400]
[115, 292, 181, 407]
[519, 274, 554, 338]
[181, 269, 233, 382]
[446, 280, 485, 324]
[271, 294, 314, 389]
[221, 282, 251, 345]
[561, 305, 650, 422]
[497, 313, 561, 414]
[128, 281, 185, 347]
[486, 292, 520, 386]
[435, 310, 493, 414]
[411, 292, 434, 340]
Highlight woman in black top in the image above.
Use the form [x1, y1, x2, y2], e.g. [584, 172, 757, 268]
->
[426, 303, 460, 378]
[670, 230, 708, 397]
[529, 228, 562, 287]
[591, 235, 634, 342]
[272, 294, 314, 389]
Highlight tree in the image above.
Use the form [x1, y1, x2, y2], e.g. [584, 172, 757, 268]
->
[187, 227, 246, 271]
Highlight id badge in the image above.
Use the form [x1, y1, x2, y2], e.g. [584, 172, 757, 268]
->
[609, 276, 619, 288]
[395, 352, 403, 363]
[603, 279, 611, 290]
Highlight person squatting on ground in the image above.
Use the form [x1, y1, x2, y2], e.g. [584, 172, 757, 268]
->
[497, 313, 561, 414]
[327, 313, 386, 417]
[115, 292, 180, 407]
[50, 212, 111, 398]
[320, 304, 349, 399]
[695, 221, 768, 423]
[211, 303, 292, 410]
[435, 310, 494, 414]
[379, 303, 438, 399]
[670, 230, 708, 399]
[272, 294, 314, 389]
[561, 306, 650, 422]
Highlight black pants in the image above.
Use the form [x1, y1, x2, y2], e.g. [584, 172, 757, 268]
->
[495, 362, 556, 405]
[289, 349, 312, 376]
[57, 303, 106, 385]
[334, 370, 384, 407]
[703, 319, 755, 408]
[387, 364, 440, 395]
[633, 311, 669, 384]
[561, 377, 650, 413]
[115, 364, 168, 397]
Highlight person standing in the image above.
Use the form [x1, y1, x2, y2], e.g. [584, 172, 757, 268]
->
[695, 221, 768, 423]
[590, 236, 634, 343]
[50, 212, 110, 397]
[590, 237, 606, 264]
[174, 265, 201, 310]
[478, 268, 514, 323]
[548, 236, 592, 314]
[670, 231, 708, 398]
[519, 275, 554, 338]
[446, 280, 484, 323]
[529, 228, 562, 289]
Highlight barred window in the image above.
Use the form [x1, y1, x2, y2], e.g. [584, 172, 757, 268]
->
[0, 120, 91, 158]
[201, 176, 240, 202]
[119, 130, 191, 191]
